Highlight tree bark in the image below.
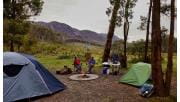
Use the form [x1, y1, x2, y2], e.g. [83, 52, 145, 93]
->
[123, 20, 129, 68]
[151, 0, 166, 96]
[144, 0, 152, 62]
[122, 0, 130, 68]
[102, 0, 120, 62]
[9, 0, 16, 51]
[10, 39, 14, 51]
[165, 0, 175, 96]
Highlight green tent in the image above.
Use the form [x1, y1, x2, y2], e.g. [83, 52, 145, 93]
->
[119, 62, 151, 87]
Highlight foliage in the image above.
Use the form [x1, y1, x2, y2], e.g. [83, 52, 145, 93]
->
[3, 0, 44, 19]
[128, 39, 146, 58]
[112, 39, 150, 62]
[111, 39, 124, 54]
[57, 55, 72, 60]
[4, 19, 30, 35]
[3, 19, 31, 50]
[30, 42, 59, 54]
[160, 0, 175, 17]
[106, 0, 138, 27]
[21, 34, 37, 52]
[31, 42, 104, 70]
[161, 26, 177, 53]
[106, 0, 138, 67]
[29, 23, 65, 43]
[4, 19, 66, 52]
[138, 0, 176, 31]
[3, 0, 44, 51]
[137, 16, 148, 31]
[111, 36, 177, 63]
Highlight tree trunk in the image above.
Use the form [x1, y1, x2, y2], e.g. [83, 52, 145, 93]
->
[165, 0, 175, 96]
[144, 0, 152, 62]
[123, 20, 129, 68]
[17, 44, 21, 52]
[10, 39, 14, 51]
[102, 0, 120, 62]
[123, 41, 127, 67]
[9, 0, 16, 52]
[123, 22, 126, 68]
[151, 0, 166, 96]
[122, 0, 130, 68]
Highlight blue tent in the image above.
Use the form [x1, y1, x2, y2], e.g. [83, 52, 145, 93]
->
[3, 52, 66, 102]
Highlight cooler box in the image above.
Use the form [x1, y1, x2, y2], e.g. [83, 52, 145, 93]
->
[102, 62, 110, 74]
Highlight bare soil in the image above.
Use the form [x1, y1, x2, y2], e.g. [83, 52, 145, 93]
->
[34, 72, 177, 102]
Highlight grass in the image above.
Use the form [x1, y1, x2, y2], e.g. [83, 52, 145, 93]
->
[32, 42, 177, 77]
[34, 42, 104, 71]
[149, 94, 177, 102]
[162, 54, 177, 76]
[36, 55, 73, 70]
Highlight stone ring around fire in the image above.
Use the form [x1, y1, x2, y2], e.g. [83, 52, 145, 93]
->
[69, 74, 99, 81]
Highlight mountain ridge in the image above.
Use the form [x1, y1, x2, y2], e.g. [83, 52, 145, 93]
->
[35, 21, 119, 45]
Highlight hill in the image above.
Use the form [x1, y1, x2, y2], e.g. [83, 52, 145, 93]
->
[35, 21, 119, 45]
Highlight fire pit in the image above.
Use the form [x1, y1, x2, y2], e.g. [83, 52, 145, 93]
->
[69, 74, 99, 81]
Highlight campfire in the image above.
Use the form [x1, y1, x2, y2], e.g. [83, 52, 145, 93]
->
[78, 74, 90, 78]
[69, 71, 99, 81]
[78, 71, 90, 78]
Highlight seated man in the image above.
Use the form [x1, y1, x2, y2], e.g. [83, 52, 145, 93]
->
[57, 66, 72, 75]
[88, 57, 96, 73]
[111, 54, 119, 64]
[73, 57, 82, 73]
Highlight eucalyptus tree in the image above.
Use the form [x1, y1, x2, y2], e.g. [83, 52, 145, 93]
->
[138, 0, 175, 62]
[3, 0, 44, 51]
[103, 0, 121, 62]
[105, 0, 137, 67]
[165, 0, 176, 96]
[151, 0, 176, 96]
[159, 2, 176, 95]
[138, 0, 152, 62]
[151, 0, 167, 96]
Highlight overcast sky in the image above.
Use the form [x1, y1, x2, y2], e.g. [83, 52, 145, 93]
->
[32, 0, 176, 42]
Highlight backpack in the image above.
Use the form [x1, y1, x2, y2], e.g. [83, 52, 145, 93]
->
[139, 84, 154, 97]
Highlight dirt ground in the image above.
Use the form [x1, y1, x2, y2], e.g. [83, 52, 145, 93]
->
[34, 72, 177, 102]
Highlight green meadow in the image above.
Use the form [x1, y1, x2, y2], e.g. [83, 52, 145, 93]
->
[27, 42, 177, 76]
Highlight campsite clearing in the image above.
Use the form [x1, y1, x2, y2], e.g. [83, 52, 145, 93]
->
[34, 73, 177, 102]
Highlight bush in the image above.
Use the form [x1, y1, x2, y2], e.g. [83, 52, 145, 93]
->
[57, 54, 72, 59]
[30, 42, 59, 54]
[129, 57, 144, 63]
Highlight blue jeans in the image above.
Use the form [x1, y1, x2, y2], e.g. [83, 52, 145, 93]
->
[88, 65, 94, 73]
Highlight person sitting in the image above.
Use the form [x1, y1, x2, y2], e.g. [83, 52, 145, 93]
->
[111, 54, 119, 64]
[56, 66, 72, 75]
[88, 57, 96, 73]
[73, 57, 82, 73]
